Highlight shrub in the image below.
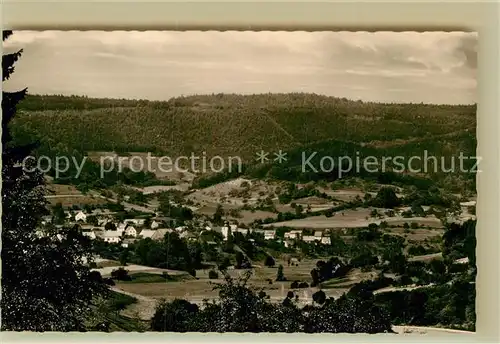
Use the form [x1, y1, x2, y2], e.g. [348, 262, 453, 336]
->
[104, 278, 116, 286]
[208, 270, 219, 279]
[312, 290, 326, 304]
[276, 265, 286, 281]
[264, 255, 276, 267]
[151, 299, 199, 332]
[111, 267, 132, 281]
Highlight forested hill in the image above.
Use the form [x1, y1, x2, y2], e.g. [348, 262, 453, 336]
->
[12, 93, 476, 161]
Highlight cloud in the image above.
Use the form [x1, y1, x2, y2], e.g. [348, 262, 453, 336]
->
[3, 30, 477, 104]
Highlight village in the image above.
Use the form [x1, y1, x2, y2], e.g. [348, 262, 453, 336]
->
[37, 194, 476, 249]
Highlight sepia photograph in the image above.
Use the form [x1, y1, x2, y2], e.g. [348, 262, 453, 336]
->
[2, 30, 477, 335]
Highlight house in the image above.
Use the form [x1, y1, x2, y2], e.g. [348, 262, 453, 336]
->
[80, 224, 95, 231]
[264, 230, 276, 240]
[455, 257, 470, 264]
[175, 226, 187, 233]
[124, 225, 137, 237]
[321, 237, 331, 245]
[285, 230, 302, 240]
[221, 226, 229, 240]
[151, 228, 173, 241]
[125, 218, 146, 226]
[121, 238, 137, 248]
[302, 235, 317, 243]
[182, 232, 197, 241]
[221, 223, 238, 240]
[75, 211, 87, 222]
[98, 231, 121, 243]
[82, 231, 97, 240]
[117, 222, 127, 232]
[150, 220, 160, 229]
[139, 229, 156, 239]
[314, 231, 323, 238]
[460, 201, 476, 214]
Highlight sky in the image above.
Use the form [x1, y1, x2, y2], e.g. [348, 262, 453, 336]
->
[3, 30, 477, 104]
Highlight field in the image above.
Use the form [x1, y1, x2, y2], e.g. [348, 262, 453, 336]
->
[263, 207, 443, 229]
[45, 183, 107, 206]
[86, 151, 197, 182]
[112, 259, 355, 313]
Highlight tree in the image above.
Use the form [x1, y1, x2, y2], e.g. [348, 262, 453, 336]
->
[373, 187, 401, 208]
[105, 222, 117, 231]
[119, 249, 129, 266]
[151, 299, 199, 332]
[111, 267, 132, 281]
[213, 204, 224, 225]
[312, 290, 326, 304]
[235, 251, 245, 269]
[52, 202, 66, 224]
[86, 215, 98, 226]
[264, 255, 276, 267]
[276, 264, 286, 281]
[218, 256, 232, 271]
[1, 31, 107, 331]
[310, 268, 320, 286]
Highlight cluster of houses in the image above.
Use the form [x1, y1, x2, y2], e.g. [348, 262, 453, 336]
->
[39, 209, 180, 247]
[216, 223, 332, 247]
[39, 209, 335, 249]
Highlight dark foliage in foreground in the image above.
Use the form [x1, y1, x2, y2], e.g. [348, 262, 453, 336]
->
[150, 270, 393, 333]
[1, 31, 107, 331]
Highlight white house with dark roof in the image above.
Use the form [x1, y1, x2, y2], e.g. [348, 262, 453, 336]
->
[75, 211, 87, 222]
[264, 230, 276, 240]
[124, 225, 137, 237]
[302, 235, 317, 243]
[97, 231, 121, 243]
[285, 231, 302, 240]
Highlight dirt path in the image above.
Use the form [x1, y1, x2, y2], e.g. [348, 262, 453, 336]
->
[88, 191, 157, 214]
[111, 286, 158, 321]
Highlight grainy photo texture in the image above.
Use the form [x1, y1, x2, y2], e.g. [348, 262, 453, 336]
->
[1, 30, 477, 334]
